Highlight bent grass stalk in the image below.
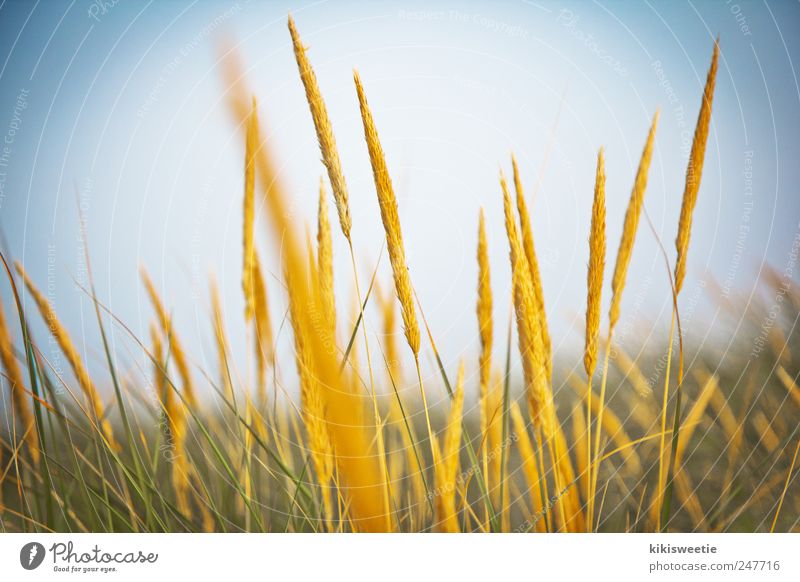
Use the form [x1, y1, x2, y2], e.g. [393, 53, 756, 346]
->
[660, 39, 719, 530]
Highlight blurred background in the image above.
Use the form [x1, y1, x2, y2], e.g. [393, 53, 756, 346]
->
[0, 0, 798, 405]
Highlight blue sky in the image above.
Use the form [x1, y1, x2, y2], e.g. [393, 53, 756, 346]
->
[0, 0, 798, 402]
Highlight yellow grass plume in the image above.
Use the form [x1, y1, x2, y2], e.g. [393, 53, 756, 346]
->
[476, 208, 493, 434]
[252, 252, 273, 400]
[511, 154, 551, 380]
[16, 262, 116, 449]
[776, 366, 800, 408]
[376, 282, 400, 382]
[287, 268, 335, 526]
[500, 172, 551, 436]
[209, 280, 232, 402]
[317, 177, 336, 335]
[353, 70, 420, 356]
[140, 268, 197, 409]
[569, 376, 641, 474]
[242, 97, 258, 321]
[753, 411, 780, 454]
[288, 15, 352, 240]
[674, 371, 717, 468]
[148, 320, 189, 515]
[611, 344, 653, 398]
[433, 362, 465, 532]
[674, 40, 719, 295]
[149, 322, 168, 408]
[510, 401, 545, 531]
[0, 298, 39, 463]
[609, 111, 659, 331]
[584, 148, 606, 379]
[234, 96, 390, 531]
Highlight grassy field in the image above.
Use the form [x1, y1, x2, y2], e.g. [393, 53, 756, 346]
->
[1, 18, 798, 533]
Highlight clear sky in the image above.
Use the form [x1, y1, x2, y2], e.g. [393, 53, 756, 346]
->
[1, 0, 798, 402]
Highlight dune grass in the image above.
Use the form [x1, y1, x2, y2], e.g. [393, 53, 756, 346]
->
[1, 24, 798, 533]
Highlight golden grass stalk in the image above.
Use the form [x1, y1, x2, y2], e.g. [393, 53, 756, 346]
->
[485, 373, 503, 507]
[500, 172, 551, 435]
[433, 362, 464, 532]
[148, 319, 189, 515]
[0, 298, 39, 463]
[658, 40, 720, 529]
[252, 252, 273, 401]
[608, 110, 659, 331]
[569, 376, 641, 475]
[571, 403, 589, 504]
[708, 382, 739, 443]
[584, 148, 606, 529]
[553, 424, 585, 532]
[674, 39, 719, 295]
[234, 96, 389, 531]
[510, 401, 545, 531]
[753, 411, 780, 454]
[288, 15, 352, 240]
[172, 429, 191, 516]
[771, 438, 800, 532]
[287, 269, 335, 526]
[353, 70, 420, 357]
[317, 177, 336, 334]
[209, 280, 232, 402]
[584, 148, 606, 380]
[776, 365, 800, 408]
[16, 262, 116, 449]
[354, 70, 430, 504]
[476, 209, 493, 436]
[673, 371, 717, 468]
[149, 322, 168, 408]
[511, 154, 551, 380]
[377, 282, 400, 382]
[242, 96, 258, 321]
[140, 268, 197, 409]
[610, 344, 653, 398]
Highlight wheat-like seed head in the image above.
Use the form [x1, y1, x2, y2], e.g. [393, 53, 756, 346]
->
[252, 251, 273, 399]
[317, 177, 336, 334]
[149, 321, 168, 408]
[510, 401, 545, 529]
[16, 262, 117, 449]
[376, 282, 400, 382]
[500, 172, 550, 434]
[225, 53, 388, 530]
[242, 97, 258, 322]
[609, 110, 659, 332]
[584, 149, 606, 379]
[511, 154, 552, 381]
[476, 208, 493, 403]
[288, 15, 352, 240]
[285, 255, 336, 525]
[0, 298, 39, 463]
[209, 280, 233, 402]
[140, 267, 197, 408]
[354, 69, 420, 356]
[674, 39, 719, 295]
[433, 361, 464, 532]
